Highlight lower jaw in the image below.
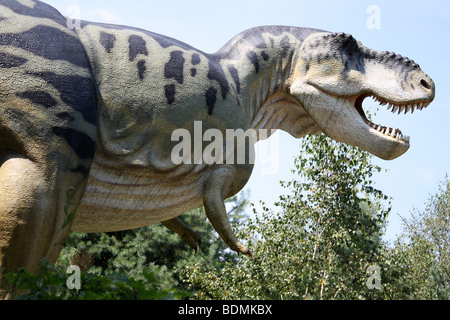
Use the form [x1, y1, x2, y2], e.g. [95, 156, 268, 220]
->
[366, 120, 409, 143]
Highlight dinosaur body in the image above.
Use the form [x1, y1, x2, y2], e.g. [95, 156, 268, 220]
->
[73, 22, 321, 232]
[0, 0, 435, 293]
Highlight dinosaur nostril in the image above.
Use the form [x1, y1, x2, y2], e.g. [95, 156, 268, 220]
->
[420, 79, 431, 90]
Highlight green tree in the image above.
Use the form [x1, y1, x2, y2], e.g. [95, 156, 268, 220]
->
[5, 191, 250, 299]
[383, 177, 450, 299]
[56, 191, 250, 292]
[183, 134, 391, 299]
[5, 258, 186, 300]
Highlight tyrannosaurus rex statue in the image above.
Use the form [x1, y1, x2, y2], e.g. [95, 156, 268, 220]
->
[0, 0, 435, 294]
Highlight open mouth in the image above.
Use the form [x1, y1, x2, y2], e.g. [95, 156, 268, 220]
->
[353, 93, 431, 144]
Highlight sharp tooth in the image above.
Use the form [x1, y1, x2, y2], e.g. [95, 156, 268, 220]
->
[398, 106, 404, 114]
[417, 102, 423, 110]
[405, 105, 411, 114]
[392, 105, 399, 113]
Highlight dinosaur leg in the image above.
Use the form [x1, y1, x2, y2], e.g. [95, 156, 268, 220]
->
[203, 166, 253, 258]
[0, 156, 49, 272]
[162, 218, 202, 253]
[0, 154, 84, 296]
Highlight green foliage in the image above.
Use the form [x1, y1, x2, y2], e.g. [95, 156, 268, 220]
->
[4, 134, 449, 300]
[183, 134, 391, 299]
[58, 192, 248, 287]
[183, 135, 450, 300]
[5, 192, 249, 300]
[382, 177, 450, 299]
[5, 258, 186, 300]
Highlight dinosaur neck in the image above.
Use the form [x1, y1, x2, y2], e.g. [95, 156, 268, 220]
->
[216, 26, 322, 138]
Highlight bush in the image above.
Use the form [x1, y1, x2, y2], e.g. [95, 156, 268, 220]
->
[5, 258, 188, 300]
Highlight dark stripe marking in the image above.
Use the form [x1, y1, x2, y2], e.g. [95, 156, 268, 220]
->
[165, 51, 185, 84]
[0, 25, 90, 68]
[0, 52, 27, 68]
[16, 91, 57, 108]
[100, 31, 116, 53]
[53, 127, 95, 160]
[137, 60, 146, 80]
[205, 87, 217, 115]
[252, 32, 268, 49]
[79, 21, 198, 51]
[190, 68, 197, 77]
[207, 61, 229, 100]
[280, 35, 291, 58]
[164, 84, 176, 104]
[128, 35, 148, 61]
[31, 72, 96, 125]
[0, 0, 67, 26]
[227, 65, 241, 94]
[246, 51, 259, 73]
[191, 53, 201, 65]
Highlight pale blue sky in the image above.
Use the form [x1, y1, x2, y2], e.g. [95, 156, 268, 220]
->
[44, 0, 450, 242]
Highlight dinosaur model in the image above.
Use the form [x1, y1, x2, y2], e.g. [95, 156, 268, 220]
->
[0, 0, 435, 292]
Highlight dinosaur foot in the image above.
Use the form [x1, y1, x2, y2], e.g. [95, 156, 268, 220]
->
[229, 240, 253, 259]
[183, 231, 202, 254]
[161, 218, 202, 254]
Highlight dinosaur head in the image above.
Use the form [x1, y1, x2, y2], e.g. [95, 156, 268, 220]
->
[290, 32, 435, 160]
